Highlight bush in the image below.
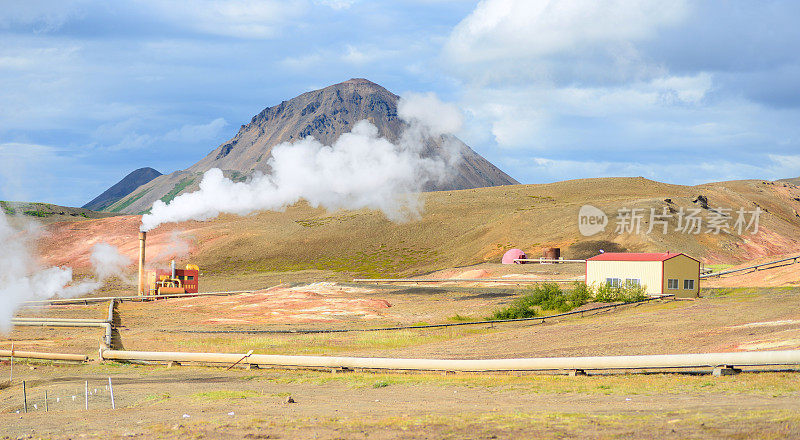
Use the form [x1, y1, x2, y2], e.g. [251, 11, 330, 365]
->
[487, 281, 647, 321]
[489, 282, 592, 320]
[593, 283, 648, 303]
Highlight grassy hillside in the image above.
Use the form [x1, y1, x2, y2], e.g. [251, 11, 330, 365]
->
[1, 201, 118, 224]
[41, 177, 800, 280]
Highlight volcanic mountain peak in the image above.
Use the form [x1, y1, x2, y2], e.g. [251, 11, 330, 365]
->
[83, 167, 162, 211]
[104, 79, 518, 214]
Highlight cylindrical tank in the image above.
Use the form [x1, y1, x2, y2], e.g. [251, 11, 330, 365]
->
[543, 247, 561, 261]
[501, 249, 527, 264]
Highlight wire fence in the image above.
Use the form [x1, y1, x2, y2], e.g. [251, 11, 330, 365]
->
[162, 294, 674, 335]
[8, 378, 117, 414]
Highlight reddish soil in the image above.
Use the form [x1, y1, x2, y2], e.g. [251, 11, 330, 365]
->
[171, 283, 391, 324]
[37, 216, 200, 271]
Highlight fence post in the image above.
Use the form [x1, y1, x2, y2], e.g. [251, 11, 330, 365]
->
[85, 381, 88, 410]
[22, 380, 27, 413]
[9, 343, 13, 383]
[108, 377, 115, 410]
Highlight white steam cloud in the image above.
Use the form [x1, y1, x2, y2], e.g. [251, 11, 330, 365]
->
[147, 230, 191, 268]
[0, 211, 132, 331]
[140, 93, 464, 232]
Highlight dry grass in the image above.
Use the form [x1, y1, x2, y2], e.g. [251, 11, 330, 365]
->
[171, 327, 494, 355]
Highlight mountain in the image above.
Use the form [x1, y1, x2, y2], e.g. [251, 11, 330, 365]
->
[105, 79, 518, 214]
[778, 177, 800, 186]
[83, 167, 162, 211]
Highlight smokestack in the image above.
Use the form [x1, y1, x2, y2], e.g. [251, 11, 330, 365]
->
[170, 259, 176, 279]
[138, 231, 146, 296]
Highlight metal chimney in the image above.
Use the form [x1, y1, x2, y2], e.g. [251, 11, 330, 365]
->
[138, 231, 146, 296]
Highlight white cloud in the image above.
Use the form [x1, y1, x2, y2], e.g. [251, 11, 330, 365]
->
[91, 116, 228, 151]
[398, 92, 463, 136]
[0, 0, 89, 32]
[280, 52, 325, 70]
[135, 0, 308, 39]
[342, 45, 372, 64]
[0, 143, 62, 201]
[314, 0, 357, 10]
[506, 154, 800, 186]
[445, 0, 688, 66]
[164, 118, 228, 143]
[458, 71, 714, 150]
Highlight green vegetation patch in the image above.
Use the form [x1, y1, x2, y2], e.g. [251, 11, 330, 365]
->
[23, 209, 53, 218]
[488, 282, 647, 320]
[0, 201, 14, 215]
[227, 171, 249, 183]
[110, 187, 152, 213]
[160, 177, 196, 204]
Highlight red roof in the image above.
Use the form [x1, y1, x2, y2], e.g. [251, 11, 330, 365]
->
[586, 252, 693, 262]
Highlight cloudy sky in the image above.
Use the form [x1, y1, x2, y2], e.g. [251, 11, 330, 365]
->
[1, 0, 799, 206]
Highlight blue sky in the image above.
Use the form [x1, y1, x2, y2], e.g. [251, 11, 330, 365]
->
[1, 0, 799, 206]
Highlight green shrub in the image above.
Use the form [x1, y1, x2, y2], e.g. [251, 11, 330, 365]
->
[489, 294, 539, 320]
[448, 314, 473, 322]
[23, 210, 51, 218]
[487, 281, 647, 321]
[593, 283, 648, 303]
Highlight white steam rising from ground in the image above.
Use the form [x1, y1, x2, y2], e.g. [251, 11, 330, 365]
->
[141, 93, 464, 232]
[0, 211, 132, 331]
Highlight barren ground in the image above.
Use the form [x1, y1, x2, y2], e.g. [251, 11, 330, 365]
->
[3, 277, 800, 439]
[5, 177, 800, 438]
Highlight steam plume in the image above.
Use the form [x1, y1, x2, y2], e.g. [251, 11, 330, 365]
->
[147, 230, 191, 267]
[0, 212, 131, 331]
[140, 93, 464, 232]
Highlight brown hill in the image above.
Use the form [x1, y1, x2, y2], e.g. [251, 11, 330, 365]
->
[106, 79, 517, 214]
[41, 177, 800, 283]
[83, 167, 162, 211]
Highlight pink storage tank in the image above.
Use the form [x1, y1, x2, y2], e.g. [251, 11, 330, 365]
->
[501, 249, 527, 264]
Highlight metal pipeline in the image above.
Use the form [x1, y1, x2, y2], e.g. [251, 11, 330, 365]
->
[11, 300, 116, 348]
[701, 254, 800, 278]
[98, 349, 800, 372]
[138, 231, 146, 296]
[19, 289, 258, 306]
[353, 278, 583, 284]
[12, 318, 108, 323]
[0, 349, 88, 362]
[12, 321, 113, 348]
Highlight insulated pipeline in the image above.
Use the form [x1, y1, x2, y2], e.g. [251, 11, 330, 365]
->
[0, 349, 88, 362]
[99, 349, 800, 372]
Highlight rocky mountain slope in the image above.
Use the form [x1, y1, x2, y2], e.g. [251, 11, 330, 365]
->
[106, 79, 517, 214]
[83, 167, 162, 211]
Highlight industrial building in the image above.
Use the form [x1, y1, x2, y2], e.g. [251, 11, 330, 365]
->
[585, 252, 700, 298]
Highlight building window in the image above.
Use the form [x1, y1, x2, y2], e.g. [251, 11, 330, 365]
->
[667, 279, 679, 289]
[625, 279, 641, 288]
[684, 279, 695, 290]
[606, 278, 621, 288]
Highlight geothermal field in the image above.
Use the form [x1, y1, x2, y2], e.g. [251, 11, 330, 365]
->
[4, 3, 800, 437]
[3, 175, 800, 439]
